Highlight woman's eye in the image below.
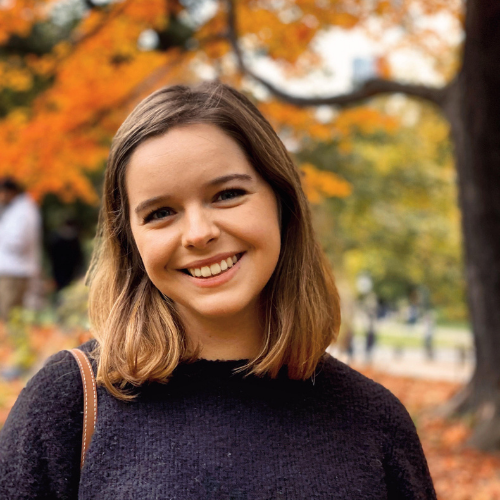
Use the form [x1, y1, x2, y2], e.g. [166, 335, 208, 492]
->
[144, 207, 173, 223]
[215, 189, 246, 202]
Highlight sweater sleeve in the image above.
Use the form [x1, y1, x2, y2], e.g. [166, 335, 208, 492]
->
[382, 396, 437, 500]
[0, 350, 83, 500]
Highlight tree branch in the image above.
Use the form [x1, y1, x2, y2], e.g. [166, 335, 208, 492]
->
[225, 0, 448, 108]
[83, 0, 105, 10]
[71, 0, 129, 45]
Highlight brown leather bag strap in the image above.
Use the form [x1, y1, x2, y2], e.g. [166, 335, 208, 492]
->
[68, 348, 97, 469]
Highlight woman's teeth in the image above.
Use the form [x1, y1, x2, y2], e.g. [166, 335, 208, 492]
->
[188, 255, 239, 278]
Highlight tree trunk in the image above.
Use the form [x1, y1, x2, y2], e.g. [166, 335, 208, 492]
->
[440, 0, 500, 451]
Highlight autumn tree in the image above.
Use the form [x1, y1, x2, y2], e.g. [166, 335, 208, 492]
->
[298, 104, 465, 320]
[221, 0, 500, 450]
[1, 0, 499, 449]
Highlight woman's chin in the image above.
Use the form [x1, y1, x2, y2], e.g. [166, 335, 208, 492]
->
[196, 305, 248, 320]
[177, 297, 256, 321]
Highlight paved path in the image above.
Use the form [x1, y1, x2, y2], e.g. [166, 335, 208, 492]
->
[327, 338, 474, 384]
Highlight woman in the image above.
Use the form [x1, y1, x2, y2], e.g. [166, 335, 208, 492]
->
[0, 82, 436, 499]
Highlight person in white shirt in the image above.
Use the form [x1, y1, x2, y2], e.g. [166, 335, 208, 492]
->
[0, 178, 42, 321]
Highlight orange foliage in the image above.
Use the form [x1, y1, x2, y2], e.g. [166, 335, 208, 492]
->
[258, 100, 333, 141]
[259, 100, 398, 157]
[238, 2, 317, 64]
[300, 163, 352, 204]
[335, 107, 398, 137]
[0, 0, 460, 202]
[0, 59, 33, 91]
[376, 55, 391, 79]
[0, 1, 192, 202]
[0, 0, 51, 44]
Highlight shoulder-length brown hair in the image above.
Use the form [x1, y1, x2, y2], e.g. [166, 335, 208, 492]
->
[88, 81, 340, 400]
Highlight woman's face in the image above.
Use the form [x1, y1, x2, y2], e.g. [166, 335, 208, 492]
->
[126, 123, 281, 321]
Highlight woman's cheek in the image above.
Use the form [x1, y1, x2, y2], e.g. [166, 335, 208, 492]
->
[139, 230, 176, 274]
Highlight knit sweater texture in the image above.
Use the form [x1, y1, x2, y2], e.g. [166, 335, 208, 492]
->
[0, 340, 436, 499]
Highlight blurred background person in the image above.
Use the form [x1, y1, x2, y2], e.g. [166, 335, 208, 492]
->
[0, 178, 42, 322]
[423, 309, 436, 361]
[336, 278, 356, 363]
[47, 218, 84, 301]
[363, 291, 378, 364]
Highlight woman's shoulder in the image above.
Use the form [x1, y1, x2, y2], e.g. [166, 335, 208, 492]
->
[5, 339, 97, 422]
[32, 338, 96, 383]
[316, 353, 413, 426]
[0, 340, 97, 498]
[318, 352, 393, 394]
[316, 355, 436, 498]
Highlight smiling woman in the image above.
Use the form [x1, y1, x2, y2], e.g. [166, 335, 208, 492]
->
[0, 82, 436, 499]
[88, 83, 340, 392]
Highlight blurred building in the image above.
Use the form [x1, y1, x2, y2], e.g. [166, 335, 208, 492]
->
[352, 56, 378, 88]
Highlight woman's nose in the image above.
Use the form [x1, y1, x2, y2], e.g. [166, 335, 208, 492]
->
[181, 206, 220, 249]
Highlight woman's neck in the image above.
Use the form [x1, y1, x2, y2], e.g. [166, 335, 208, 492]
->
[178, 304, 264, 361]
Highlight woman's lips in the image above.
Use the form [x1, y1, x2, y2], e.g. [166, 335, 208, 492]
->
[185, 252, 243, 278]
[181, 253, 244, 288]
[181, 252, 243, 273]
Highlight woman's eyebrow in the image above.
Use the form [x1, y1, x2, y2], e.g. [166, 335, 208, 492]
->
[206, 173, 253, 186]
[134, 195, 172, 215]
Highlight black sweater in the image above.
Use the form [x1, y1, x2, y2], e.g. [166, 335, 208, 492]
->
[0, 341, 436, 499]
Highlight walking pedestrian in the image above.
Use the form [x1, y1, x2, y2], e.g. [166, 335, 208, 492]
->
[0, 178, 41, 322]
[0, 83, 436, 499]
[365, 314, 377, 363]
[423, 310, 436, 361]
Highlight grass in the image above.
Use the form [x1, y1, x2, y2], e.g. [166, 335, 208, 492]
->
[352, 319, 472, 350]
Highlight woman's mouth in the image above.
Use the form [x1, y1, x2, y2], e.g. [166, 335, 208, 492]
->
[181, 252, 244, 279]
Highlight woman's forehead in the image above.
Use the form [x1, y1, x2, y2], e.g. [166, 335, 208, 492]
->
[130, 124, 247, 170]
[125, 124, 257, 203]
